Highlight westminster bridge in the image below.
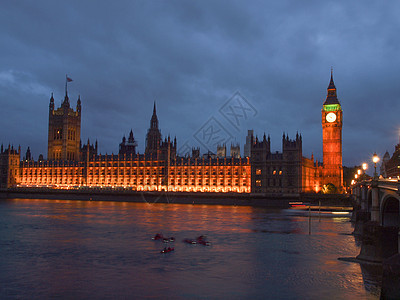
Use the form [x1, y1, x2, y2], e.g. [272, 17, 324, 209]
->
[351, 178, 400, 298]
[352, 178, 400, 228]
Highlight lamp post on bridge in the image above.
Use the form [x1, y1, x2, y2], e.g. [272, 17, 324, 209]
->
[362, 163, 367, 180]
[372, 153, 380, 179]
[357, 169, 361, 182]
[370, 153, 380, 223]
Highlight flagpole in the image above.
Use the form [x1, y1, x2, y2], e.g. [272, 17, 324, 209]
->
[65, 74, 68, 97]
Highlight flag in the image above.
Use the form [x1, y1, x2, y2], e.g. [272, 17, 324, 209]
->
[66, 76, 73, 82]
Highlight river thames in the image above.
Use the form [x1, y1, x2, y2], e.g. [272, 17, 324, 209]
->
[0, 198, 381, 299]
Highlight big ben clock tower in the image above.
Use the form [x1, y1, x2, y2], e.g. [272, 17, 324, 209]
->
[322, 71, 343, 190]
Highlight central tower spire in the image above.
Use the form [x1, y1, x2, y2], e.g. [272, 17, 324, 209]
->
[146, 102, 162, 158]
[324, 69, 340, 106]
[150, 101, 159, 129]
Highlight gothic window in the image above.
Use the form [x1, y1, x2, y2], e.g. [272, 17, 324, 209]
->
[54, 129, 62, 140]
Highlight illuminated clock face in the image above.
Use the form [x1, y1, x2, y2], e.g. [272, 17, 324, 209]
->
[326, 112, 337, 123]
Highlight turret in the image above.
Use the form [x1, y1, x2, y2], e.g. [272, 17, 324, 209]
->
[230, 143, 240, 158]
[282, 133, 302, 152]
[62, 93, 70, 109]
[119, 130, 137, 156]
[128, 130, 134, 143]
[49, 93, 54, 112]
[25, 146, 32, 161]
[250, 132, 270, 155]
[77, 95, 81, 115]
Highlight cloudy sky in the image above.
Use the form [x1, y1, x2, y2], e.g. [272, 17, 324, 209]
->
[1, 1, 399, 169]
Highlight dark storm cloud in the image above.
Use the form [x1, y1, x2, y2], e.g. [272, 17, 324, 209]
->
[1, 0, 400, 169]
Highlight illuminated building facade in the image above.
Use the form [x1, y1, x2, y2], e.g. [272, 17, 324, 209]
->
[1, 98, 249, 192]
[48, 91, 81, 161]
[12, 153, 250, 193]
[0, 73, 343, 194]
[321, 71, 343, 190]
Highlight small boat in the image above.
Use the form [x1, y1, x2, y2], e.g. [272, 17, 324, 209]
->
[183, 236, 211, 246]
[288, 202, 352, 216]
[153, 234, 175, 242]
[152, 233, 164, 240]
[163, 237, 175, 243]
[197, 240, 211, 246]
[196, 235, 211, 246]
[183, 238, 196, 244]
[161, 247, 174, 253]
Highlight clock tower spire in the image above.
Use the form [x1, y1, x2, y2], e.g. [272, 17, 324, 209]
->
[322, 70, 343, 191]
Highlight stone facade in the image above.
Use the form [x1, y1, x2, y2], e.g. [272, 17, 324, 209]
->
[0, 145, 21, 188]
[250, 133, 322, 194]
[0, 74, 343, 194]
[382, 144, 400, 178]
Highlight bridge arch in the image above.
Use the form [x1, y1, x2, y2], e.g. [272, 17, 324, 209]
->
[381, 193, 400, 228]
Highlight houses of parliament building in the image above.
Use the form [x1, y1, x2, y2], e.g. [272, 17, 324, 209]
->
[0, 74, 343, 194]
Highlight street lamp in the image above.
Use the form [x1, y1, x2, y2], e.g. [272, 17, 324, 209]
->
[362, 163, 368, 171]
[372, 153, 379, 178]
[361, 163, 368, 180]
[357, 169, 362, 176]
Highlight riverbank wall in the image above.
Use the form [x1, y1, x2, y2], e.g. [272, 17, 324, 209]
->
[0, 188, 351, 208]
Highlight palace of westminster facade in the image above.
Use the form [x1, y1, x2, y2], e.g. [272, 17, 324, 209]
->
[0, 74, 344, 194]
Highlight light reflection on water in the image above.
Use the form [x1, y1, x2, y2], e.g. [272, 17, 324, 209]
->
[0, 199, 380, 299]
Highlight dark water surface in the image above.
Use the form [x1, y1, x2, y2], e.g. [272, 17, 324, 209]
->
[0, 199, 381, 299]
